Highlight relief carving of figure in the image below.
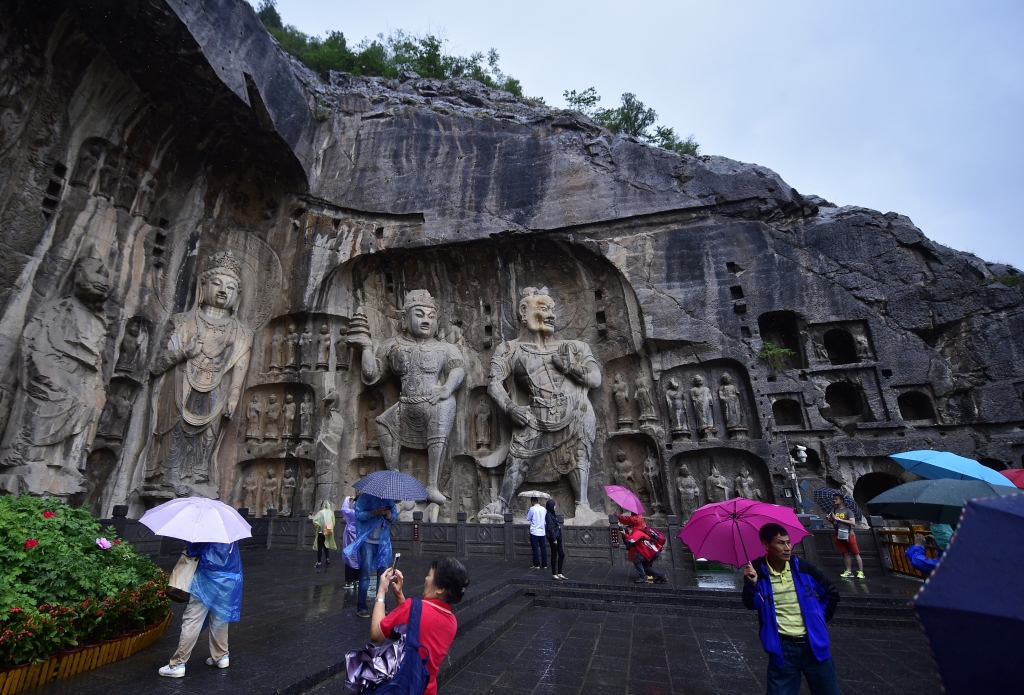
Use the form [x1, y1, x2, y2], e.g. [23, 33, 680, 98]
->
[611, 373, 632, 429]
[96, 151, 120, 198]
[665, 378, 690, 438]
[146, 252, 252, 494]
[642, 452, 663, 512]
[264, 394, 281, 440]
[334, 328, 350, 371]
[690, 375, 717, 440]
[0, 257, 111, 498]
[474, 397, 491, 449]
[97, 389, 133, 440]
[132, 178, 157, 219]
[299, 473, 315, 515]
[282, 393, 296, 439]
[71, 141, 103, 188]
[481, 287, 605, 525]
[269, 329, 285, 372]
[854, 333, 871, 360]
[734, 466, 763, 501]
[242, 473, 258, 510]
[718, 373, 747, 439]
[245, 394, 262, 441]
[363, 394, 380, 450]
[316, 325, 331, 370]
[813, 338, 829, 362]
[612, 450, 635, 490]
[348, 290, 465, 504]
[262, 469, 279, 515]
[299, 324, 313, 369]
[300, 393, 313, 439]
[114, 320, 147, 375]
[285, 323, 298, 370]
[676, 465, 701, 522]
[635, 375, 657, 425]
[315, 390, 345, 506]
[280, 468, 297, 517]
[705, 464, 729, 503]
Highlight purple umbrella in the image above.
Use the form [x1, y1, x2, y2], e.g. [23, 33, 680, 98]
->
[679, 499, 809, 568]
[604, 485, 645, 515]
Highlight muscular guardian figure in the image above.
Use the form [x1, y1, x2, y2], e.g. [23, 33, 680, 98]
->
[348, 290, 465, 504]
[482, 287, 605, 525]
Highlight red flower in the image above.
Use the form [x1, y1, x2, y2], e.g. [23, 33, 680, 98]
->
[112, 539, 121, 545]
[42, 511, 56, 519]
[23, 539, 38, 550]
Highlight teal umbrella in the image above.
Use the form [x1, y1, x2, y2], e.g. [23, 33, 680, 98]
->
[888, 450, 1015, 487]
[866, 479, 1019, 524]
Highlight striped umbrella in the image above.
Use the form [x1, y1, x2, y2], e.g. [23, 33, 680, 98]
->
[353, 470, 428, 501]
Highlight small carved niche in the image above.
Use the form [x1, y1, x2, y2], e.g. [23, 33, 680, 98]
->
[824, 381, 868, 420]
[262, 312, 339, 374]
[771, 395, 805, 428]
[604, 432, 664, 514]
[757, 311, 806, 370]
[238, 383, 316, 460]
[96, 378, 140, 442]
[670, 448, 774, 511]
[896, 388, 936, 423]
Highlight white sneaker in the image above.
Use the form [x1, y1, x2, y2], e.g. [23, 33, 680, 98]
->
[158, 664, 185, 678]
[206, 653, 229, 668]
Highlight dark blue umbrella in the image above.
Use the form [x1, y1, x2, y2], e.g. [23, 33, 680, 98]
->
[913, 493, 1024, 694]
[353, 470, 428, 501]
[867, 479, 1017, 525]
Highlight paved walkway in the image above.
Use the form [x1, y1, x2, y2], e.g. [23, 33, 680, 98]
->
[29, 549, 934, 695]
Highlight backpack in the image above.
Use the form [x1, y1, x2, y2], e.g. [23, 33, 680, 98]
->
[644, 527, 666, 550]
[370, 598, 431, 695]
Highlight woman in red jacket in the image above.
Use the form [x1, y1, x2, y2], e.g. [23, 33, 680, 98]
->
[618, 513, 668, 584]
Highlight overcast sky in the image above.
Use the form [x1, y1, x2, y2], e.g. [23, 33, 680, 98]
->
[259, 0, 1024, 269]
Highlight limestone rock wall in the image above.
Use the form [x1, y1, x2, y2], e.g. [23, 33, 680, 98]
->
[0, 0, 1020, 522]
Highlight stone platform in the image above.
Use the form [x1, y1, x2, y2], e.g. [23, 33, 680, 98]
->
[29, 549, 937, 695]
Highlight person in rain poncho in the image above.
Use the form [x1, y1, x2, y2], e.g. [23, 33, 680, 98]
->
[310, 499, 338, 570]
[345, 492, 398, 618]
[159, 542, 243, 678]
[341, 495, 359, 588]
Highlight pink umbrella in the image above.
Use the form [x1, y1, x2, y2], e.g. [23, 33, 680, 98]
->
[678, 498, 809, 568]
[604, 485, 645, 515]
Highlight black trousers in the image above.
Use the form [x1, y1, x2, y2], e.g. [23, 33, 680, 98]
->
[633, 553, 666, 581]
[316, 532, 330, 562]
[548, 538, 565, 575]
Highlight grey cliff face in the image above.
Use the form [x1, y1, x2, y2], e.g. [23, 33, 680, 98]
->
[0, 0, 1020, 522]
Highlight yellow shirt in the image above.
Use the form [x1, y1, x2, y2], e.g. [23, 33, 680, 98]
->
[767, 561, 806, 637]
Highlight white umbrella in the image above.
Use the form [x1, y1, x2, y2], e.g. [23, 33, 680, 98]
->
[140, 497, 252, 543]
[517, 490, 551, 500]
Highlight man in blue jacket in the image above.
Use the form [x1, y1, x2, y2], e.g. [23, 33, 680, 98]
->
[349, 493, 399, 618]
[742, 523, 841, 695]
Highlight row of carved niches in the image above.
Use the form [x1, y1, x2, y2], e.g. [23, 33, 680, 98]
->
[262, 312, 351, 375]
[239, 384, 315, 460]
[234, 459, 315, 517]
[71, 137, 158, 218]
[658, 360, 761, 444]
[757, 311, 875, 371]
[670, 448, 773, 522]
[605, 432, 668, 516]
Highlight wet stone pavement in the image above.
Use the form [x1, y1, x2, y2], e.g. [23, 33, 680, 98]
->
[28, 548, 939, 695]
[440, 610, 941, 695]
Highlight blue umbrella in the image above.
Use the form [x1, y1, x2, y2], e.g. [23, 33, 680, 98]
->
[353, 470, 428, 501]
[913, 493, 1024, 694]
[888, 450, 1015, 487]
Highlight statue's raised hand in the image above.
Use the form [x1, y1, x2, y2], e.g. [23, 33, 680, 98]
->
[428, 385, 450, 405]
[507, 404, 533, 427]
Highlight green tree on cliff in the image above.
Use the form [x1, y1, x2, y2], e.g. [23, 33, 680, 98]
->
[565, 88, 700, 156]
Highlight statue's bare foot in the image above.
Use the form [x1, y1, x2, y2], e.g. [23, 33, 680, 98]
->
[566, 503, 609, 526]
[479, 500, 505, 517]
[426, 486, 447, 505]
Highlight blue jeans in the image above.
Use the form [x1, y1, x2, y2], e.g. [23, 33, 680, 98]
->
[530, 534, 547, 567]
[357, 542, 384, 612]
[766, 638, 840, 695]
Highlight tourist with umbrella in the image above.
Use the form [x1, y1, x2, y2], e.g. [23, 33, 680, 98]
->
[679, 499, 839, 695]
[606, 485, 667, 584]
[141, 498, 250, 679]
[345, 471, 417, 618]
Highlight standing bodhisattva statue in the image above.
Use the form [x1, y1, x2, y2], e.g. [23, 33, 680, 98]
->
[482, 287, 605, 525]
[146, 251, 252, 495]
[347, 290, 465, 504]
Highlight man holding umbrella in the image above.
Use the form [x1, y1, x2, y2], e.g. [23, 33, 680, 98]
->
[742, 523, 841, 695]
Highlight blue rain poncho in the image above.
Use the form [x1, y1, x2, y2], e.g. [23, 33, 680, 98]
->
[186, 541, 243, 623]
[343, 494, 397, 571]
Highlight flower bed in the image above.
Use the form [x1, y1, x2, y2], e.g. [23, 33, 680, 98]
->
[0, 496, 170, 669]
